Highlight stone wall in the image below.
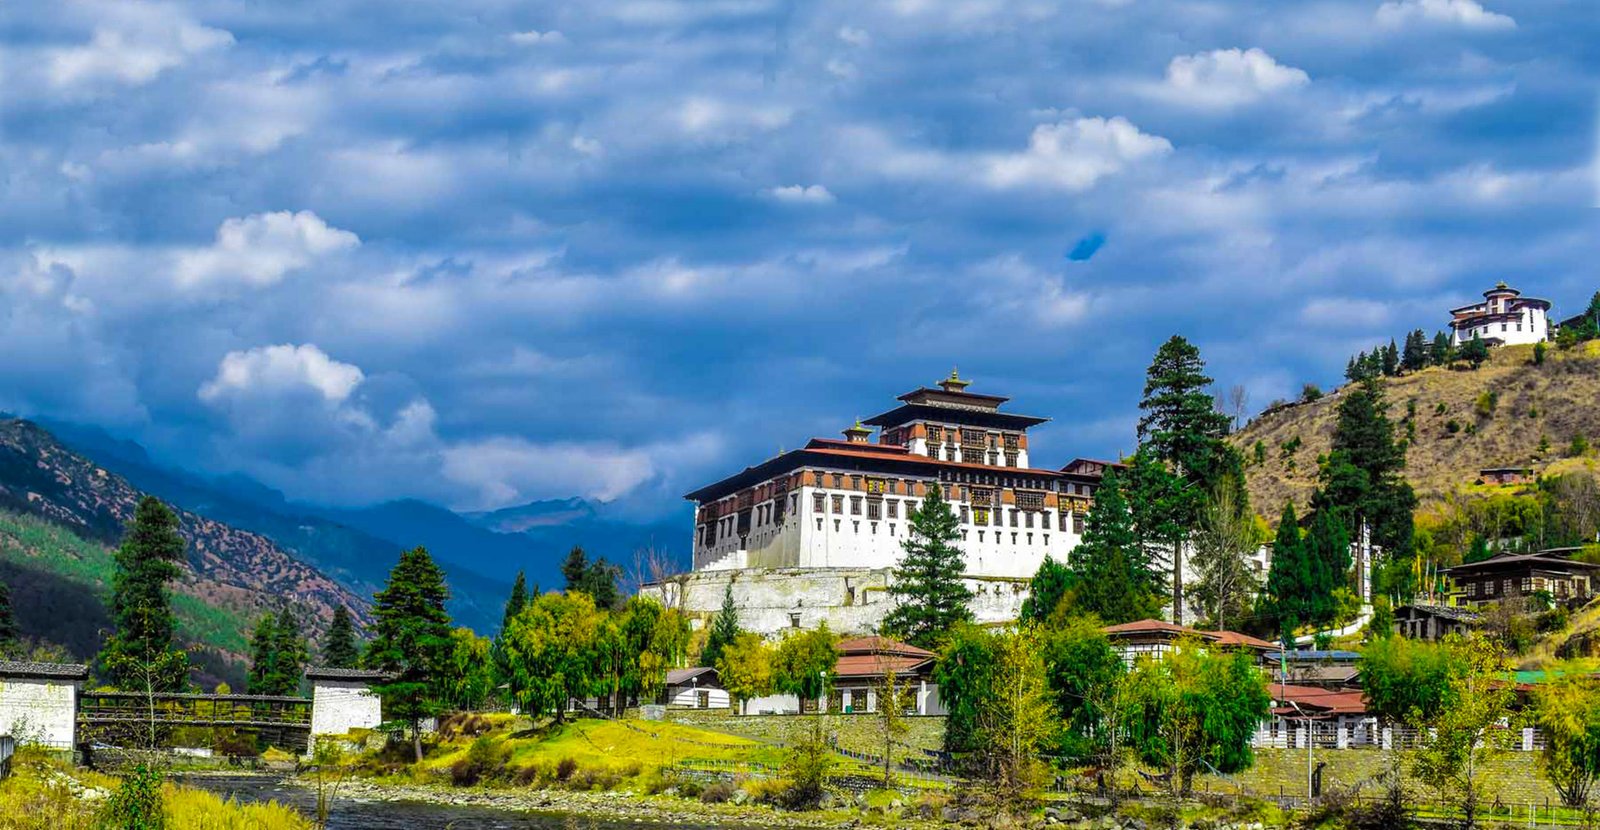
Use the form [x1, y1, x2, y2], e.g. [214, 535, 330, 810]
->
[648, 566, 1030, 637]
[0, 678, 77, 748]
[310, 680, 382, 736]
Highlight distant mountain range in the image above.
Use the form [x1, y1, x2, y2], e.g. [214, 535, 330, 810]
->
[37, 419, 689, 626]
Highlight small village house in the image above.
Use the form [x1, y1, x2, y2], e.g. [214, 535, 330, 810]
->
[1445, 548, 1600, 607]
[1392, 603, 1481, 640]
[1102, 619, 1277, 666]
[662, 667, 730, 710]
[1478, 466, 1535, 486]
[306, 668, 386, 737]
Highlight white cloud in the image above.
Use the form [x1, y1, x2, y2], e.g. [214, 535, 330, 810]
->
[510, 30, 566, 45]
[984, 117, 1172, 191]
[48, 1, 233, 89]
[570, 135, 604, 156]
[765, 184, 836, 204]
[837, 26, 871, 46]
[1163, 48, 1310, 108]
[175, 211, 359, 288]
[199, 344, 365, 404]
[1299, 297, 1394, 328]
[1375, 0, 1515, 30]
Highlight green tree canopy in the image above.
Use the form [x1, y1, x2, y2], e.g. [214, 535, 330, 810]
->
[699, 583, 741, 668]
[247, 610, 308, 696]
[1358, 635, 1461, 724]
[100, 496, 190, 692]
[321, 605, 361, 669]
[1068, 468, 1164, 624]
[501, 571, 529, 633]
[1120, 638, 1271, 795]
[561, 546, 622, 609]
[1533, 666, 1600, 807]
[364, 546, 454, 761]
[1020, 556, 1073, 624]
[501, 590, 603, 724]
[441, 627, 495, 711]
[935, 623, 999, 756]
[883, 484, 973, 648]
[717, 632, 773, 715]
[1041, 615, 1123, 761]
[771, 623, 839, 704]
[1461, 333, 1490, 368]
[0, 574, 17, 656]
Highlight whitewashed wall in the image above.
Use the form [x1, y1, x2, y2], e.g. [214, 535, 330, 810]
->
[0, 678, 77, 748]
[649, 566, 1030, 637]
[665, 685, 730, 709]
[310, 680, 382, 736]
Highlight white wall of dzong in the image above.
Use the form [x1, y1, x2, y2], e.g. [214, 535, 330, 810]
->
[648, 566, 1032, 638]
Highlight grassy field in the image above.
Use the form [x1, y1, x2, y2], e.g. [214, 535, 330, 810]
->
[0, 747, 309, 830]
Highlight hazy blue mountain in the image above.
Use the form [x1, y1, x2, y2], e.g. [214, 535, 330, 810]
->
[39, 419, 509, 634]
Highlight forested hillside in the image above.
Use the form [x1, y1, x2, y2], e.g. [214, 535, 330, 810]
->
[1236, 341, 1600, 518]
[0, 418, 367, 687]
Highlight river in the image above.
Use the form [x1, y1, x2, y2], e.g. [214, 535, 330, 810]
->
[183, 775, 804, 830]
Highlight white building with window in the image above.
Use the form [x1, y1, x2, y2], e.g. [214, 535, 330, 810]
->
[1448, 282, 1551, 347]
[649, 373, 1115, 635]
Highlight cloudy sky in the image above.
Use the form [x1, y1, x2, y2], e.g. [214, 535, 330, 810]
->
[2, 0, 1596, 520]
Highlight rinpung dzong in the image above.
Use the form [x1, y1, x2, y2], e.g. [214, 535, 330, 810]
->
[647, 372, 1120, 635]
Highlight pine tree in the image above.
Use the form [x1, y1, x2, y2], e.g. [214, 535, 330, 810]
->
[0, 574, 17, 656]
[322, 605, 360, 668]
[99, 496, 190, 692]
[1021, 556, 1074, 624]
[700, 583, 741, 668]
[1382, 340, 1399, 376]
[1303, 509, 1351, 626]
[248, 611, 308, 696]
[365, 546, 454, 762]
[1462, 333, 1490, 369]
[1313, 378, 1417, 595]
[1133, 336, 1240, 620]
[1263, 502, 1307, 645]
[502, 571, 529, 633]
[562, 546, 588, 587]
[883, 483, 974, 648]
[1068, 469, 1164, 624]
[1430, 331, 1453, 366]
[1402, 330, 1428, 372]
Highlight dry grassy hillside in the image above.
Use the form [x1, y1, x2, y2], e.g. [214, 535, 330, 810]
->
[1234, 341, 1600, 517]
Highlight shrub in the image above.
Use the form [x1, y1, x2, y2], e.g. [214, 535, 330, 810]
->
[742, 778, 789, 805]
[555, 757, 580, 782]
[101, 764, 165, 830]
[699, 781, 739, 803]
[1474, 390, 1498, 418]
[1539, 435, 1552, 454]
[449, 735, 508, 786]
[1446, 419, 1461, 434]
[1301, 384, 1323, 403]
[1534, 341, 1547, 365]
[1570, 435, 1590, 457]
[1434, 402, 1448, 415]
[569, 766, 624, 791]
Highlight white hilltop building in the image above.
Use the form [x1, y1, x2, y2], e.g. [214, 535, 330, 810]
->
[1449, 282, 1552, 347]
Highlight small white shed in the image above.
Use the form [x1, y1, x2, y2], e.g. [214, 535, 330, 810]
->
[306, 668, 386, 736]
[663, 667, 730, 710]
[0, 661, 90, 749]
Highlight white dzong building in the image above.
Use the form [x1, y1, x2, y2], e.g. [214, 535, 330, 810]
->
[649, 372, 1115, 635]
[1448, 282, 1551, 347]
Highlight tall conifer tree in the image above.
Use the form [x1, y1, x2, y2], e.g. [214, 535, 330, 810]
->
[100, 497, 190, 692]
[248, 611, 308, 696]
[322, 605, 361, 668]
[1069, 469, 1164, 624]
[1021, 556, 1074, 624]
[365, 546, 454, 761]
[502, 571, 529, 633]
[700, 583, 741, 668]
[1263, 502, 1308, 645]
[883, 484, 973, 648]
[0, 575, 17, 655]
